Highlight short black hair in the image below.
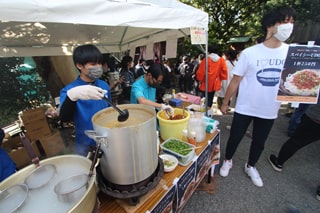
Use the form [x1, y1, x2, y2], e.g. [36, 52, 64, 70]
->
[147, 63, 164, 79]
[145, 59, 154, 66]
[208, 44, 219, 54]
[120, 55, 133, 69]
[225, 49, 238, 61]
[261, 6, 296, 34]
[73, 44, 103, 69]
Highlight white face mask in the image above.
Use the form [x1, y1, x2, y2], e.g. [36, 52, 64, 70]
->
[87, 66, 103, 80]
[273, 23, 293, 42]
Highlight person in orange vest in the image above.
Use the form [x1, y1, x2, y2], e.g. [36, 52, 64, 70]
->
[196, 44, 228, 108]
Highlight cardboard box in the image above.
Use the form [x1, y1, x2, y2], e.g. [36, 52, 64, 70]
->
[21, 108, 45, 122]
[39, 131, 66, 157]
[8, 141, 41, 169]
[1, 135, 22, 152]
[21, 108, 52, 141]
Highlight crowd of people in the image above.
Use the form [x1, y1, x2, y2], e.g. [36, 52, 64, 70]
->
[1, 4, 319, 207]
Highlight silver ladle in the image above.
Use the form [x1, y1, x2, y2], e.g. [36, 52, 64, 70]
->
[102, 94, 129, 122]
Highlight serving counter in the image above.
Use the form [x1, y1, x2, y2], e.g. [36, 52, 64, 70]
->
[97, 130, 220, 213]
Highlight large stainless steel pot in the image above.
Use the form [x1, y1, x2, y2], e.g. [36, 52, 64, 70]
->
[0, 155, 97, 213]
[91, 104, 158, 185]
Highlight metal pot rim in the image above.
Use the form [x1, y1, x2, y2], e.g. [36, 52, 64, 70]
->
[0, 183, 29, 213]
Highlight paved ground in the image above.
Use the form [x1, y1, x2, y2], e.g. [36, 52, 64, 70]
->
[182, 103, 320, 213]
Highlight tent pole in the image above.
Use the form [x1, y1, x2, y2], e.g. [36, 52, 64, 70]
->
[205, 30, 208, 116]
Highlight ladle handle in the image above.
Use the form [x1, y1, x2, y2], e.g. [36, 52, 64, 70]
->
[19, 132, 40, 167]
[88, 142, 101, 178]
[102, 95, 124, 115]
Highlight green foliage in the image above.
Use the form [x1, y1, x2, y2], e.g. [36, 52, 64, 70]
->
[0, 57, 51, 127]
[182, 0, 266, 46]
[180, 0, 320, 51]
[265, 0, 320, 21]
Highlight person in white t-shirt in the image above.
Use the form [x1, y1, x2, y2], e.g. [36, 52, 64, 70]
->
[216, 49, 238, 109]
[219, 5, 296, 187]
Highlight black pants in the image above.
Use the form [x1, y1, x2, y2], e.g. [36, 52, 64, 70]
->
[225, 112, 275, 167]
[199, 90, 215, 108]
[277, 114, 320, 165]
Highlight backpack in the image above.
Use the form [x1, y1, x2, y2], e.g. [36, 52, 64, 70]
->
[180, 62, 194, 77]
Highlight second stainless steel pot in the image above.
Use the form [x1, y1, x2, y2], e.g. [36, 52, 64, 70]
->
[91, 104, 158, 185]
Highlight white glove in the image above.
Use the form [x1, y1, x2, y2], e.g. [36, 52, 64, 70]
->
[67, 85, 107, 101]
[161, 104, 174, 117]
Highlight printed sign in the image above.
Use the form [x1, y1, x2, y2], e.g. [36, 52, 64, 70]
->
[190, 27, 207, 44]
[195, 143, 211, 182]
[277, 45, 320, 103]
[176, 161, 196, 208]
[149, 186, 176, 213]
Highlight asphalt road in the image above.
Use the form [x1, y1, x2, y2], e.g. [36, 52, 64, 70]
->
[182, 103, 320, 213]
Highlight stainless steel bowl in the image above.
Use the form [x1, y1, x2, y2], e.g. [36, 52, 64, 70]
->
[24, 164, 57, 189]
[54, 174, 88, 203]
[0, 183, 29, 213]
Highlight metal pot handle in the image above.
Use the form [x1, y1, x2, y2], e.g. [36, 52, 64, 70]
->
[88, 142, 101, 178]
[84, 130, 108, 147]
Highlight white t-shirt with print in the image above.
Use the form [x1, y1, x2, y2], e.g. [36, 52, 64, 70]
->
[233, 43, 289, 119]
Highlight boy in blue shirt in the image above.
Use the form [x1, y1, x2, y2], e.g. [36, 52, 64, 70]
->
[59, 44, 111, 156]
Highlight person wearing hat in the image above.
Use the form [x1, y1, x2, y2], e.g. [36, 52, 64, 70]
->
[0, 128, 16, 182]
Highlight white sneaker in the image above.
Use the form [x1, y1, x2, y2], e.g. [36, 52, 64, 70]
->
[244, 163, 263, 187]
[219, 160, 232, 177]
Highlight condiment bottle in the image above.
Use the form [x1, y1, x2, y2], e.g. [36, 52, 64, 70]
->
[200, 97, 206, 113]
[188, 130, 196, 146]
[182, 128, 188, 142]
[172, 89, 176, 99]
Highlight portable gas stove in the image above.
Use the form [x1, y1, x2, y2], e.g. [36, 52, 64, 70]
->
[97, 157, 164, 205]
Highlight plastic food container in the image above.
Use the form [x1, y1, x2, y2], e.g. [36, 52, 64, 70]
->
[159, 154, 178, 172]
[157, 108, 190, 141]
[160, 138, 195, 166]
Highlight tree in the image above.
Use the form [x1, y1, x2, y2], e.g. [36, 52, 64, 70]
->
[182, 0, 267, 46]
[0, 57, 50, 126]
[265, 0, 320, 21]
[181, 0, 320, 50]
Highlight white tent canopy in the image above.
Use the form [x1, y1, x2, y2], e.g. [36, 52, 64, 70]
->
[0, 0, 208, 57]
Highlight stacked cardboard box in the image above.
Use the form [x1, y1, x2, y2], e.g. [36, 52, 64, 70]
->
[39, 131, 66, 157]
[20, 108, 52, 141]
[9, 142, 41, 169]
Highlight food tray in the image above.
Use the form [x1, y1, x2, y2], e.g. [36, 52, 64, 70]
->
[160, 138, 195, 166]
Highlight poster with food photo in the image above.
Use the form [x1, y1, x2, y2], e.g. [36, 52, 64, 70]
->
[277, 45, 320, 103]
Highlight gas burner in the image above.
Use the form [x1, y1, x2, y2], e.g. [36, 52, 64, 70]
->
[97, 157, 164, 204]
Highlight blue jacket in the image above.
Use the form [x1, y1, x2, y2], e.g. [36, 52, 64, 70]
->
[0, 149, 16, 182]
[60, 76, 111, 155]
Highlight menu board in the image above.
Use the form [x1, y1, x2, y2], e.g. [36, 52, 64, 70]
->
[149, 186, 176, 213]
[209, 132, 220, 167]
[176, 160, 196, 209]
[277, 45, 320, 103]
[195, 143, 211, 182]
